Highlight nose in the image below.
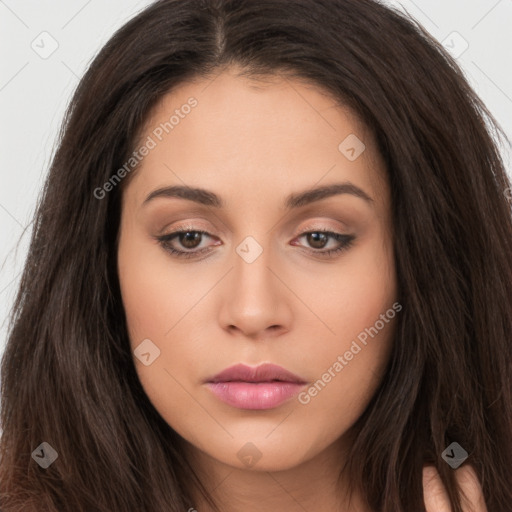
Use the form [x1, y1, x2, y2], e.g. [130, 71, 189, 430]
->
[218, 242, 293, 339]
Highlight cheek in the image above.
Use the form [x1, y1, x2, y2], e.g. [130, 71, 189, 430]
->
[117, 230, 219, 414]
[118, 229, 199, 344]
[298, 234, 397, 346]
[295, 309, 397, 453]
[118, 239, 207, 438]
[293, 237, 397, 426]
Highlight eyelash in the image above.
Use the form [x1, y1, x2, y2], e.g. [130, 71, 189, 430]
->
[156, 227, 355, 260]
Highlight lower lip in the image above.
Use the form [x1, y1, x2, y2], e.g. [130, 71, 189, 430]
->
[206, 381, 306, 410]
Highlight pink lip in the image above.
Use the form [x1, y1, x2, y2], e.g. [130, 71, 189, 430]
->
[205, 363, 307, 410]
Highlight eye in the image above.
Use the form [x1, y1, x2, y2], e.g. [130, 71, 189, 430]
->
[292, 229, 355, 258]
[156, 228, 218, 259]
[156, 227, 355, 259]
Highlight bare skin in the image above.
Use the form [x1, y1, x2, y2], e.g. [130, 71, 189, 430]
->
[117, 66, 487, 511]
[423, 465, 488, 512]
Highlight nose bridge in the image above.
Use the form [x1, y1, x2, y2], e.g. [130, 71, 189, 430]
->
[232, 233, 276, 303]
[219, 232, 290, 335]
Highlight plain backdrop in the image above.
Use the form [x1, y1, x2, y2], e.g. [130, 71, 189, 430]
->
[1, 0, 511, 360]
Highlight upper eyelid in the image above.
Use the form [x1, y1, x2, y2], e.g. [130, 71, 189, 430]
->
[163, 220, 350, 237]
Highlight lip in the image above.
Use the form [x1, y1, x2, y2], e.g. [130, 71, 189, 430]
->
[205, 363, 307, 410]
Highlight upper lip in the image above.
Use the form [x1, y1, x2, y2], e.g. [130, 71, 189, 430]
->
[206, 363, 307, 384]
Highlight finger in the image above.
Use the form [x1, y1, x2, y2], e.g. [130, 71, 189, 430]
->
[455, 465, 488, 512]
[423, 465, 452, 512]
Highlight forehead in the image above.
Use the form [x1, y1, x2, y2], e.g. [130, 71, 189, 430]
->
[125, 67, 388, 211]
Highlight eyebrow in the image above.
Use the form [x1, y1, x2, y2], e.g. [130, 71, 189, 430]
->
[142, 182, 374, 209]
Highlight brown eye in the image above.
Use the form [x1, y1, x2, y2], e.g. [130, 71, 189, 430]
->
[156, 229, 216, 259]
[178, 231, 203, 249]
[293, 230, 356, 258]
[306, 232, 329, 249]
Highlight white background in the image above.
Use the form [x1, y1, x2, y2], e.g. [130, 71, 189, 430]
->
[1, 0, 511, 358]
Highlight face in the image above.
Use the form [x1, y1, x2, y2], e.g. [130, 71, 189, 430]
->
[117, 66, 398, 475]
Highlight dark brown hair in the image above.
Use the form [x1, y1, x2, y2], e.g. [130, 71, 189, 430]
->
[1, 0, 512, 510]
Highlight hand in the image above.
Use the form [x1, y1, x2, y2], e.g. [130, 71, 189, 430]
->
[423, 465, 488, 512]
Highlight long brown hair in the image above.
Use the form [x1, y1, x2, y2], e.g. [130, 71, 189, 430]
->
[1, 0, 511, 510]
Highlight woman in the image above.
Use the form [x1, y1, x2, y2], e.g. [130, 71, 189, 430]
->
[1, 0, 511, 510]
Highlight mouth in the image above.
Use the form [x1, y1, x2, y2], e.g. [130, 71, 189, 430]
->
[205, 363, 307, 410]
